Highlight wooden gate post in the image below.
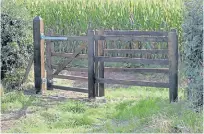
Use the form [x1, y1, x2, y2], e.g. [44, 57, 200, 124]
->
[33, 16, 46, 94]
[46, 30, 53, 90]
[88, 29, 95, 98]
[168, 29, 178, 102]
[95, 29, 105, 97]
[95, 30, 99, 96]
[98, 29, 105, 97]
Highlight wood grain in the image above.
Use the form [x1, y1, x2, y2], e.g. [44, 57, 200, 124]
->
[96, 78, 169, 88]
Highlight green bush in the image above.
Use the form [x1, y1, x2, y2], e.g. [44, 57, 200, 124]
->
[1, 1, 33, 90]
[182, 0, 203, 108]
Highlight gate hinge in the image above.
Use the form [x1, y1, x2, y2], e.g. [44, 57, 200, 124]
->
[48, 79, 54, 83]
[41, 78, 47, 84]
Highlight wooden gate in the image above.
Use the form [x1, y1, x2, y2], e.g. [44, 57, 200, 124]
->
[33, 17, 94, 97]
[94, 30, 178, 102]
[33, 16, 178, 102]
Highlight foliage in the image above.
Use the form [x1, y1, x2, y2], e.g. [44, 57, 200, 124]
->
[1, 1, 33, 90]
[182, 0, 203, 108]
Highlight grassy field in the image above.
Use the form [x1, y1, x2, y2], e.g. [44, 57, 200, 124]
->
[1, 86, 203, 133]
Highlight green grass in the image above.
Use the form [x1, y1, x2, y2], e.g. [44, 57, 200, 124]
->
[2, 86, 202, 133]
[1, 91, 36, 113]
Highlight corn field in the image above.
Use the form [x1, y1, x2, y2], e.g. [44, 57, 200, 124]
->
[13, 0, 183, 34]
[4, 0, 184, 67]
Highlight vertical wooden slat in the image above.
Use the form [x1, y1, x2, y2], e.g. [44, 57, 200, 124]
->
[46, 30, 53, 90]
[168, 29, 178, 102]
[33, 16, 46, 94]
[98, 29, 105, 97]
[88, 29, 95, 98]
[95, 30, 99, 96]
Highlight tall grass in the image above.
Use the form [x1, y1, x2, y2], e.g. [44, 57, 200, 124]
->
[3, 0, 184, 68]
[10, 0, 184, 63]
[14, 0, 183, 35]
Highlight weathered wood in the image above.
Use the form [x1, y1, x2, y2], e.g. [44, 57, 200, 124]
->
[104, 49, 168, 54]
[103, 30, 168, 36]
[46, 30, 53, 90]
[88, 29, 95, 98]
[96, 78, 169, 88]
[53, 75, 88, 81]
[21, 54, 34, 85]
[53, 43, 86, 75]
[52, 85, 88, 93]
[51, 52, 88, 59]
[95, 56, 169, 65]
[94, 35, 168, 42]
[51, 66, 169, 74]
[168, 29, 178, 102]
[98, 29, 105, 97]
[51, 65, 87, 72]
[104, 67, 169, 73]
[94, 30, 99, 96]
[33, 16, 46, 94]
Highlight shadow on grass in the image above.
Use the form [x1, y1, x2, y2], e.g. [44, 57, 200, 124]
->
[1, 88, 88, 122]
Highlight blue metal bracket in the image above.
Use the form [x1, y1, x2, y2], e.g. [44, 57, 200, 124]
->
[41, 33, 67, 40]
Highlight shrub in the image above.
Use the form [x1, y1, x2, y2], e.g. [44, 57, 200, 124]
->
[1, 1, 33, 91]
[182, 0, 203, 108]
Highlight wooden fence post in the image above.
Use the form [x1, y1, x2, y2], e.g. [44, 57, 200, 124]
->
[88, 29, 95, 98]
[46, 30, 53, 90]
[33, 16, 46, 94]
[98, 29, 105, 97]
[168, 29, 178, 102]
[95, 30, 99, 96]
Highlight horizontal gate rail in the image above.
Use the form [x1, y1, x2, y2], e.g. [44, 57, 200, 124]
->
[51, 50, 168, 59]
[52, 85, 88, 93]
[51, 65, 88, 72]
[53, 75, 88, 81]
[95, 56, 169, 65]
[102, 30, 168, 36]
[51, 66, 169, 74]
[51, 52, 88, 59]
[96, 78, 169, 88]
[94, 35, 168, 42]
[104, 49, 168, 54]
[103, 67, 169, 73]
